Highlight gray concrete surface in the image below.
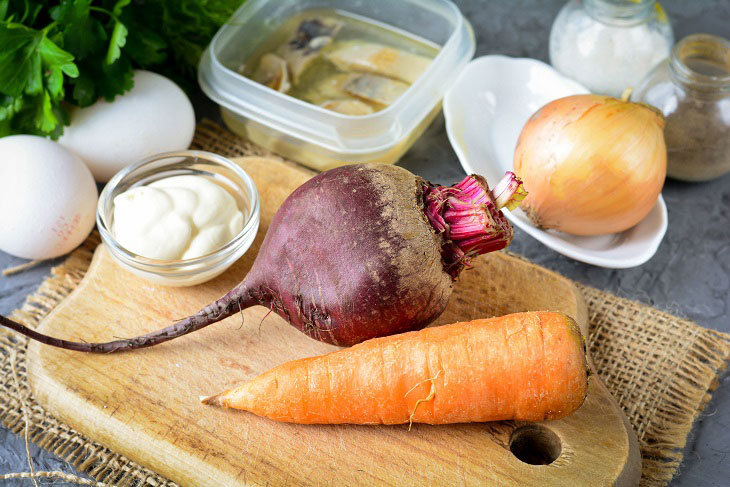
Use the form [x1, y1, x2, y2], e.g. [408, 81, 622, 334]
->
[1, 1, 729, 485]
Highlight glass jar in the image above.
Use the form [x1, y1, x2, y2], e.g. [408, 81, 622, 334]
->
[549, 0, 673, 97]
[633, 34, 730, 182]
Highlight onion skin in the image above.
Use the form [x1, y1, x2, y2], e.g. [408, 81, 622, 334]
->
[514, 94, 666, 236]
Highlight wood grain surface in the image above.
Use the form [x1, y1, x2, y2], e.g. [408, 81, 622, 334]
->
[27, 157, 640, 486]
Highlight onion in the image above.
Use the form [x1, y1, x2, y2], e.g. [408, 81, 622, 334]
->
[513, 94, 666, 236]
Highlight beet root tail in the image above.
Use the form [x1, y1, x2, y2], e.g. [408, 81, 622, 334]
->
[0, 285, 256, 353]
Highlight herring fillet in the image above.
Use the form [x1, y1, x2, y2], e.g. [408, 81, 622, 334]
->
[326, 41, 432, 84]
[252, 53, 291, 92]
[343, 74, 409, 107]
[277, 17, 343, 82]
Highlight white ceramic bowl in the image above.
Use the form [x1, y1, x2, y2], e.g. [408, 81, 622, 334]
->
[443, 55, 668, 269]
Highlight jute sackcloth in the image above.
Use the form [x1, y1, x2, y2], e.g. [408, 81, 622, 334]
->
[1, 120, 728, 487]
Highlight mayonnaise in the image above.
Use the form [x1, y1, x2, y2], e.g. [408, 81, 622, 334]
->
[112, 175, 244, 260]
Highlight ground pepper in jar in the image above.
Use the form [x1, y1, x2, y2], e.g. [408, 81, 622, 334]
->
[633, 34, 730, 182]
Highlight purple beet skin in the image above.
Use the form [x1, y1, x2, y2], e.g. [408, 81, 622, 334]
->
[0, 163, 525, 351]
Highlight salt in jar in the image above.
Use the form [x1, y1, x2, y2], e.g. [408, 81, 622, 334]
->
[549, 0, 673, 97]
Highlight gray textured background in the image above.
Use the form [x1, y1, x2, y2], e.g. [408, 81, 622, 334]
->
[1, 0, 729, 485]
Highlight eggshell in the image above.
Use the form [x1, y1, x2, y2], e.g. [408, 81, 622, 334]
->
[59, 70, 195, 182]
[0, 136, 98, 259]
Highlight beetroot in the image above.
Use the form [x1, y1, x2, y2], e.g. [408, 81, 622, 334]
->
[0, 164, 525, 351]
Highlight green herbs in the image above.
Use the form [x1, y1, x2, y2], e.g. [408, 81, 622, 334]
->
[0, 22, 78, 138]
[0, 0, 242, 139]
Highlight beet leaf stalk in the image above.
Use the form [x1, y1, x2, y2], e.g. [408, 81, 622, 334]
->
[423, 171, 525, 277]
[0, 164, 525, 353]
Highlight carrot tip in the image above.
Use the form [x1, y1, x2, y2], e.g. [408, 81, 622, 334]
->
[200, 394, 224, 406]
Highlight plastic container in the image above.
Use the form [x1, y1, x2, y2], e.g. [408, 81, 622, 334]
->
[633, 34, 730, 182]
[98, 151, 260, 287]
[199, 0, 475, 171]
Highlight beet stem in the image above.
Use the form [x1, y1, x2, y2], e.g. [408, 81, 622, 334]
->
[422, 173, 523, 278]
[493, 171, 527, 211]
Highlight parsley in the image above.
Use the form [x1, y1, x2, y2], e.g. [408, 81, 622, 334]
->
[0, 0, 243, 138]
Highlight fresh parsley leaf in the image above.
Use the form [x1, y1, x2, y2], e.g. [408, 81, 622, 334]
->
[97, 53, 134, 99]
[70, 71, 96, 107]
[52, 0, 99, 61]
[0, 20, 79, 137]
[106, 20, 127, 65]
[123, 17, 167, 66]
[0, 94, 23, 137]
[74, 54, 134, 103]
[0, 94, 23, 122]
[40, 35, 79, 77]
[0, 24, 43, 96]
[106, 0, 131, 65]
[36, 91, 57, 133]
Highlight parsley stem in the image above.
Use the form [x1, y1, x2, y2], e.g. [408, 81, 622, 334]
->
[19, 0, 29, 24]
[89, 6, 119, 23]
[42, 21, 57, 34]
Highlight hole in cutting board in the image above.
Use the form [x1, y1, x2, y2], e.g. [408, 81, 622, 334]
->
[509, 424, 561, 465]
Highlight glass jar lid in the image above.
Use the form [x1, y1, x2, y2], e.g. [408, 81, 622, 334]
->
[585, 0, 656, 26]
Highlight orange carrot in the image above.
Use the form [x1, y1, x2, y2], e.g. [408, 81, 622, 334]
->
[201, 311, 589, 425]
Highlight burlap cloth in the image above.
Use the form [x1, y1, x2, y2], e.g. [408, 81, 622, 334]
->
[1, 120, 729, 487]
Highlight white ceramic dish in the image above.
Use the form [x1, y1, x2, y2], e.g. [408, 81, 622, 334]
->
[443, 55, 667, 268]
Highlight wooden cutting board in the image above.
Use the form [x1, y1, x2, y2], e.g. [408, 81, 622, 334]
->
[27, 157, 641, 486]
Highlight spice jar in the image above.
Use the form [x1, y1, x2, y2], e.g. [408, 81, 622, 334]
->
[549, 0, 673, 97]
[633, 34, 730, 182]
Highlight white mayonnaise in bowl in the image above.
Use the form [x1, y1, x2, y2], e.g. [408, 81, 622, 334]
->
[97, 151, 260, 286]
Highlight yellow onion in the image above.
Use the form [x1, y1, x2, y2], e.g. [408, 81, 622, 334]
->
[513, 94, 666, 236]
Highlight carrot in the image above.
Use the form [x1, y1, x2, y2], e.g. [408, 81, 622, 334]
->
[201, 311, 589, 425]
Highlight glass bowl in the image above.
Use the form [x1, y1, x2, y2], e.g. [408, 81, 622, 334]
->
[97, 150, 260, 286]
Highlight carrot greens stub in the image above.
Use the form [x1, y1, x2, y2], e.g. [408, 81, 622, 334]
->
[423, 172, 525, 277]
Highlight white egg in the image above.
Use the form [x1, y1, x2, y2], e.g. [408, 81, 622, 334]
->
[59, 70, 196, 182]
[0, 136, 98, 259]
